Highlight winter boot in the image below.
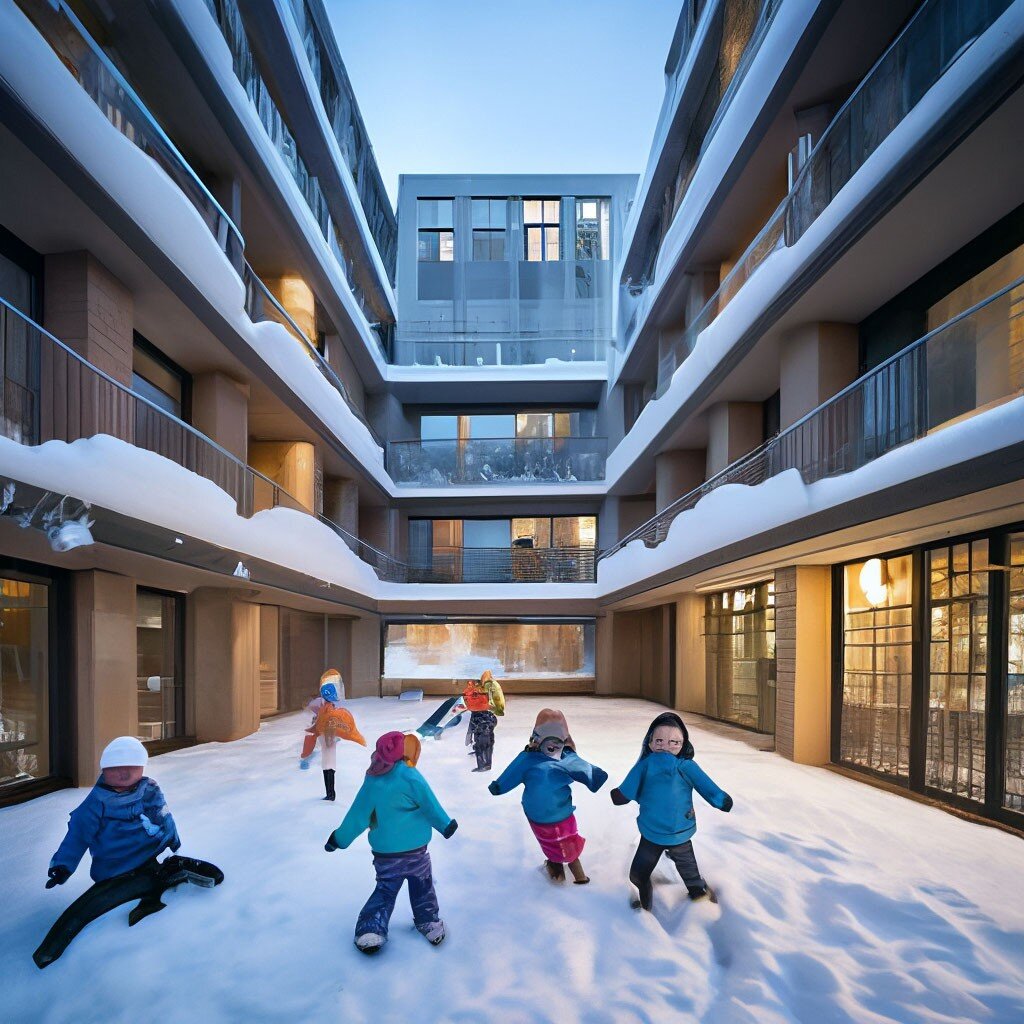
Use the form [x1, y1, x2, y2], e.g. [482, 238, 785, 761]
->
[422, 920, 446, 946]
[355, 933, 385, 955]
[544, 860, 565, 882]
[162, 856, 224, 888]
[568, 859, 590, 885]
[687, 885, 710, 901]
[127, 898, 166, 926]
[323, 769, 336, 801]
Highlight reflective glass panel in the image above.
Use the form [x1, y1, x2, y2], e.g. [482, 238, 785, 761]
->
[136, 589, 183, 743]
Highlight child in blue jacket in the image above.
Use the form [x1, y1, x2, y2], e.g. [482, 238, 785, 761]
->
[488, 711, 607, 884]
[34, 736, 223, 968]
[610, 712, 732, 909]
[326, 731, 457, 954]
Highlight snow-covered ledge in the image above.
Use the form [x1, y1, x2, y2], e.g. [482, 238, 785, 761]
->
[0, 1, 387, 487]
[598, 395, 1024, 595]
[605, 0, 1024, 489]
[385, 361, 607, 384]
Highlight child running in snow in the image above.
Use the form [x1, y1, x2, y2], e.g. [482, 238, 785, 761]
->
[610, 712, 733, 909]
[325, 731, 457, 954]
[34, 736, 223, 968]
[488, 709, 606, 884]
[299, 669, 365, 800]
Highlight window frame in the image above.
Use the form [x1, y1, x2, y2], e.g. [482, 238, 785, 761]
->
[523, 198, 561, 262]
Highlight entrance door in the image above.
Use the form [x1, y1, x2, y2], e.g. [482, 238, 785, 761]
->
[136, 589, 185, 744]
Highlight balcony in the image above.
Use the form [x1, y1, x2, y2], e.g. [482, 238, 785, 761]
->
[407, 547, 595, 584]
[392, 333, 605, 368]
[601, 271, 1024, 559]
[388, 437, 608, 487]
[648, 0, 1013, 393]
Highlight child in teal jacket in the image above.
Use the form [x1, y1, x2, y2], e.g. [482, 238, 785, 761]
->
[326, 732, 457, 953]
[610, 712, 732, 909]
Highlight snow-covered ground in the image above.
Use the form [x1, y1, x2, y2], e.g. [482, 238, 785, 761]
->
[3, 697, 1024, 1024]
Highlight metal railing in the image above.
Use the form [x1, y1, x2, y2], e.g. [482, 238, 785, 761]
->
[600, 272, 1024, 560]
[646, 0, 1011, 389]
[285, 0, 397, 280]
[388, 437, 608, 486]
[19, 0, 244, 272]
[241, 265, 382, 449]
[391, 337, 605, 367]
[406, 547, 596, 584]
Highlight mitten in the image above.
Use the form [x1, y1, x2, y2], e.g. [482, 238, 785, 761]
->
[46, 866, 71, 889]
[721, 794, 733, 812]
[324, 832, 340, 852]
[442, 819, 458, 839]
[609, 788, 629, 806]
[487, 781, 500, 796]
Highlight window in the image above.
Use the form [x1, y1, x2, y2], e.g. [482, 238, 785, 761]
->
[575, 198, 610, 260]
[524, 199, 560, 261]
[132, 335, 188, 420]
[472, 198, 506, 261]
[417, 199, 454, 262]
[136, 589, 185, 745]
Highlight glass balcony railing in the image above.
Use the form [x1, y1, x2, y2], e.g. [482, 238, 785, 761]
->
[407, 547, 596, 584]
[392, 336, 605, 367]
[19, 0, 244, 272]
[285, 0, 397, 281]
[388, 437, 608, 486]
[648, 0, 1011, 394]
[601, 272, 1024, 560]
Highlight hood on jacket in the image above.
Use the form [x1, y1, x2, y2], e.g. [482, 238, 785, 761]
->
[526, 708, 575, 751]
[403, 733, 422, 767]
[639, 712, 694, 760]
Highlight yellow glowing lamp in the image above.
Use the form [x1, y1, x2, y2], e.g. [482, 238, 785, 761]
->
[859, 558, 889, 607]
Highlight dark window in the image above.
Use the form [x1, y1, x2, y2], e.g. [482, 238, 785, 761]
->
[472, 199, 506, 261]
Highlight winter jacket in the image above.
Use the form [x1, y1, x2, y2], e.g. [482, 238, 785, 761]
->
[616, 752, 731, 846]
[331, 761, 453, 854]
[50, 777, 180, 882]
[490, 749, 607, 824]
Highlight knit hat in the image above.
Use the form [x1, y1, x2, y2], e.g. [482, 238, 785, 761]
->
[639, 712, 694, 760]
[319, 668, 344, 703]
[99, 736, 148, 769]
[528, 708, 575, 750]
[367, 731, 406, 776]
[403, 733, 422, 767]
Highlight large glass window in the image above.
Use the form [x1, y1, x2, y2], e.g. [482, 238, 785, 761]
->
[417, 199, 454, 262]
[0, 575, 50, 789]
[524, 199, 560, 262]
[575, 198, 610, 260]
[704, 580, 776, 734]
[384, 621, 595, 680]
[136, 589, 185, 744]
[839, 555, 914, 778]
[0, 247, 39, 445]
[1005, 535, 1024, 812]
[472, 198, 506, 261]
[926, 541, 988, 802]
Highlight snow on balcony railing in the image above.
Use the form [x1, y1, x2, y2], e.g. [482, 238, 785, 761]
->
[647, 0, 1012, 395]
[406, 547, 596, 584]
[391, 336, 605, 367]
[388, 437, 608, 487]
[601, 271, 1024, 560]
[18, 0, 244, 272]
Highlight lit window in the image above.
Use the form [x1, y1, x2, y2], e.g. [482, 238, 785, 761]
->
[575, 198, 610, 260]
[417, 198, 454, 262]
[472, 198, 506, 261]
[524, 199, 560, 261]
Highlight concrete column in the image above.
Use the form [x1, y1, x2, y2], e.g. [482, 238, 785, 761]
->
[324, 477, 359, 536]
[774, 566, 831, 764]
[705, 402, 763, 477]
[249, 441, 317, 512]
[44, 252, 134, 387]
[72, 571, 137, 783]
[779, 323, 859, 429]
[188, 588, 259, 742]
[360, 505, 402, 556]
[595, 611, 616, 696]
[655, 449, 705, 512]
[191, 372, 249, 462]
[347, 614, 381, 698]
[675, 594, 706, 715]
[263, 276, 316, 342]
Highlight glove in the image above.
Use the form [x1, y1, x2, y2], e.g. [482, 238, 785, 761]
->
[299, 759, 311, 771]
[721, 794, 733, 813]
[609, 788, 629, 806]
[324, 832, 340, 853]
[487, 781, 500, 796]
[442, 819, 458, 839]
[46, 866, 71, 889]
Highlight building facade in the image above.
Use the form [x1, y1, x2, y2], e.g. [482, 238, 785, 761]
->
[1, 0, 1023, 832]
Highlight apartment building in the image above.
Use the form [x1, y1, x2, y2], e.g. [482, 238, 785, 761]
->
[1, 0, 1023, 833]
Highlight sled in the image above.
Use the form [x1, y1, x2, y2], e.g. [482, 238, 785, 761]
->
[416, 696, 467, 738]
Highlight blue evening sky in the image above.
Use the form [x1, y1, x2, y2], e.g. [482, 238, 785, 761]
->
[324, 0, 683, 206]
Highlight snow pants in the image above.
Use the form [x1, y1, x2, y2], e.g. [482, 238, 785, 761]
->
[628, 837, 704, 910]
[33, 855, 223, 968]
[355, 846, 440, 941]
[469, 711, 497, 770]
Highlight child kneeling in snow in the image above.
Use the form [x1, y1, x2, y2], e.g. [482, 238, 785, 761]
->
[34, 736, 223, 969]
[325, 732, 457, 954]
[488, 710, 606, 884]
[610, 712, 732, 909]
